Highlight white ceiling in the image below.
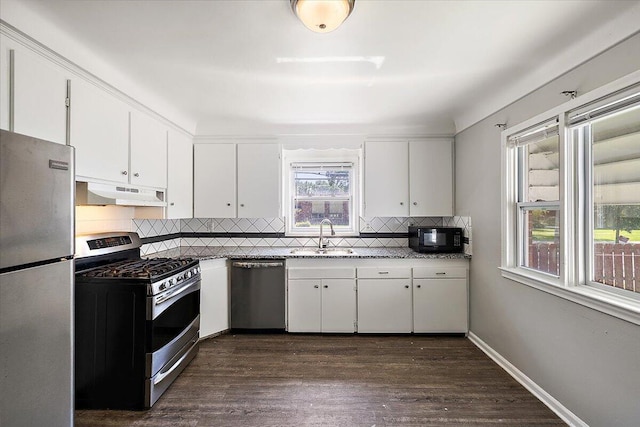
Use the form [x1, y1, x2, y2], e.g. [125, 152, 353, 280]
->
[3, 0, 640, 136]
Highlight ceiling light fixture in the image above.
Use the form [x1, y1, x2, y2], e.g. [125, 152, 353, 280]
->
[291, 0, 355, 33]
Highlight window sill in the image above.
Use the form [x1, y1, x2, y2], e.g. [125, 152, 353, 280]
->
[500, 267, 640, 326]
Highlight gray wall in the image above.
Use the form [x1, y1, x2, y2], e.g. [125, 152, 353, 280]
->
[455, 32, 640, 426]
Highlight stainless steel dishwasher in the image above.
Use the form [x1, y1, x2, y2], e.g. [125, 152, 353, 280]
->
[230, 259, 286, 331]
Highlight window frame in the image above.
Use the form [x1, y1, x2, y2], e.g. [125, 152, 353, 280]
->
[283, 149, 361, 237]
[501, 70, 640, 325]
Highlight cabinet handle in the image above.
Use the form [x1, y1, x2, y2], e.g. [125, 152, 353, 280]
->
[404, 285, 410, 289]
[134, 172, 140, 177]
[323, 285, 328, 288]
[170, 202, 175, 206]
[240, 204, 245, 207]
[121, 171, 128, 176]
[378, 271, 389, 275]
[413, 202, 418, 206]
[416, 284, 421, 288]
[400, 202, 404, 206]
[226, 203, 231, 207]
[436, 272, 447, 275]
[314, 285, 319, 288]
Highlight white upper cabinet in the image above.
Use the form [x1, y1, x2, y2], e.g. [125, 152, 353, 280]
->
[0, 40, 10, 131]
[364, 139, 453, 217]
[237, 143, 280, 218]
[167, 129, 193, 219]
[11, 48, 68, 144]
[194, 143, 237, 218]
[70, 78, 129, 183]
[409, 139, 453, 216]
[130, 110, 167, 189]
[364, 141, 409, 217]
[194, 142, 280, 218]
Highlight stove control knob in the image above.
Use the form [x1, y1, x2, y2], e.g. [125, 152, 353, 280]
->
[159, 282, 167, 291]
[186, 271, 192, 279]
[168, 278, 175, 287]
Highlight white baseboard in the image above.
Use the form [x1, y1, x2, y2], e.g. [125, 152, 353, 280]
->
[468, 332, 587, 427]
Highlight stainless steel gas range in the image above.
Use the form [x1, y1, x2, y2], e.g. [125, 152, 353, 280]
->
[74, 232, 200, 410]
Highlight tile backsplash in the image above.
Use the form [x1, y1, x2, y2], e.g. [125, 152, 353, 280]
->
[444, 216, 472, 255]
[360, 216, 441, 233]
[132, 216, 472, 256]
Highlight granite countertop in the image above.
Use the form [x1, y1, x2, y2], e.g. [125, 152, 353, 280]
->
[149, 246, 471, 260]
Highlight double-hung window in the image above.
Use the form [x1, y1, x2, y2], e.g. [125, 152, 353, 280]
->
[502, 76, 640, 323]
[284, 150, 359, 236]
[510, 119, 561, 277]
[570, 90, 640, 296]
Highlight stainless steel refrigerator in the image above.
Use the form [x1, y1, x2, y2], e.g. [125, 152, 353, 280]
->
[0, 130, 74, 426]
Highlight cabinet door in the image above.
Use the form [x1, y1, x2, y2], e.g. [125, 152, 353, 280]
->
[364, 141, 409, 217]
[200, 260, 229, 337]
[166, 130, 193, 219]
[357, 279, 412, 333]
[0, 41, 10, 131]
[413, 278, 467, 333]
[130, 110, 167, 188]
[288, 279, 322, 332]
[193, 144, 236, 218]
[237, 143, 280, 218]
[409, 139, 453, 216]
[13, 49, 67, 144]
[70, 78, 129, 183]
[321, 279, 356, 333]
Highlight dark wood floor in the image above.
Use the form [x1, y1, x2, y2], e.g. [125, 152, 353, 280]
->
[75, 334, 565, 426]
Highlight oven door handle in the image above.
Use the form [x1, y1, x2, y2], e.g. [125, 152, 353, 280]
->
[155, 279, 200, 306]
[153, 338, 198, 385]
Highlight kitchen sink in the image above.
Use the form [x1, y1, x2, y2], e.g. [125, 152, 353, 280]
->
[289, 248, 357, 256]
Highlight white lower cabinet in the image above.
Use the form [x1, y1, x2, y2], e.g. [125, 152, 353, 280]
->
[321, 279, 357, 332]
[199, 259, 229, 338]
[412, 266, 468, 333]
[287, 264, 356, 333]
[356, 261, 468, 334]
[288, 279, 322, 332]
[357, 269, 413, 333]
[283, 258, 468, 334]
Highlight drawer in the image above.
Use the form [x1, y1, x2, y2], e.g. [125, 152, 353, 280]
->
[357, 267, 411, 279]
[288, 267, 356, 280]
[412, 266, 467, 279]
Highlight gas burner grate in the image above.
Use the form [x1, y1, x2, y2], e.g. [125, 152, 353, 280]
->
[79, 258, 195, 279]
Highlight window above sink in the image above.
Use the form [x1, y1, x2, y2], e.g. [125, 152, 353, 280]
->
[283, 148, 361, 237]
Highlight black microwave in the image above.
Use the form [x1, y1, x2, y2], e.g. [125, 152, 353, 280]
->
[408, 226, 464, 253]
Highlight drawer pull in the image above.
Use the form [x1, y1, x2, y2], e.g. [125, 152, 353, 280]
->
[378, 271, 389, 275]
[436, 272, 447, 275]
[416, 284, 421, 288]
[404, 285, 409, 289]
[314, 285, 319, 288]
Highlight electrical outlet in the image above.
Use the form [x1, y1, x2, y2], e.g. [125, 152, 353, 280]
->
[363, 222, 372, 231]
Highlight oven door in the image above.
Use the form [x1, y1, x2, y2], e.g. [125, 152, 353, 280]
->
[145, 331, 199, 408]
[146, 275, 200, 380]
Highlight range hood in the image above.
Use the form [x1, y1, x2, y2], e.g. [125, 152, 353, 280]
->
[76, 181, 166, 207]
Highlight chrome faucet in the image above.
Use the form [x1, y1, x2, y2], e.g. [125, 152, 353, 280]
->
[318, 218, 335, 249]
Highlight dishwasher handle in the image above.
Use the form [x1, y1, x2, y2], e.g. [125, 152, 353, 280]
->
[232, 261, 284, 269]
